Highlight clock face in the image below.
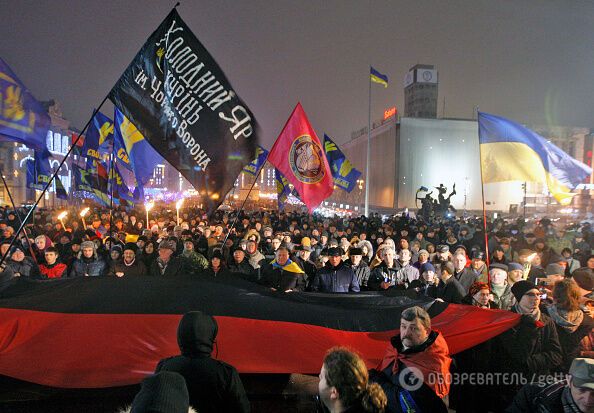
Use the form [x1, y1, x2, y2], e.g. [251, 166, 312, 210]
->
[422, 70, 433, 82]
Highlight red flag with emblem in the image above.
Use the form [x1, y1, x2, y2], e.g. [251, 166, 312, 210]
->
[268, 103, 334, 212]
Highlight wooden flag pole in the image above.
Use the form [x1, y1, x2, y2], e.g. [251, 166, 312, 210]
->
[222, 161, 267, 248]
[476, 109, 491, 284]
[0, 96, 110, 268]
[0, 173, 39, 264]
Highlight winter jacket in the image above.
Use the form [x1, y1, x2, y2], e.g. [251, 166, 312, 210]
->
[182, 250, 209, 272]
[246, 250, 266, 270]
[491, 284, 515, 311]
[7, 257, 41, 279]
[546, 305, 594, 372]
[396, 263, 420, 287]
[156, 312, 250, 413]
[453, 268, 479, 294]
[227, 259, 256, 282]
[39, 262, 67, 279]
[69, 256, 107, 277]
[437, 276, 466, 304]
[491, 309, 562, 410]
[260, 260, 306, 292]
[368, 261, 401, 290]
[149, 256, 189, 277]
[108, 259, 147, 277]
[310, 261, 360, 293]
[349, 261, 371, 289]
[506, 380, 577, 413]
[369, 331, 450, 413]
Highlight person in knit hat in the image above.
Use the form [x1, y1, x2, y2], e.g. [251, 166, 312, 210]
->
[125, 371, 196, 413]
[490, 280, 562, 410]
[462, 281, 497, 309]
[109, 243, 147, 277]
[68, 240, 107, 277]
[148, 239, 188, 277]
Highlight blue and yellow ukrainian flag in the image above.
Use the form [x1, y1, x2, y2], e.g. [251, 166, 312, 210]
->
[370, 67, 388, 88]
[242, 145, 269, 176]
[275, 168, 293, 210]
[113, 107, 162, 186]
[323, 134, 362, 193]
[0, 57, 50, 153]
[478, 112, 592, 205]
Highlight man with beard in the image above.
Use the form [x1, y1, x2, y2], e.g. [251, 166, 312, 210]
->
[369, 306, 450, 413]
[311, 247, 359, 293]
[109, 243, 147, 277]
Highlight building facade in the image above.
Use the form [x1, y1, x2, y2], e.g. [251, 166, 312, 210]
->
[404, 64, 438, 119]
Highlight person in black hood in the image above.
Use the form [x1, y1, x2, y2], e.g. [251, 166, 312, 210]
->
[156, 311, 250, 413]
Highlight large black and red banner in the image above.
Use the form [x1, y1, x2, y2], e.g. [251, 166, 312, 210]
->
[0, 276, 519, 389]
[109, 9, 259, 211]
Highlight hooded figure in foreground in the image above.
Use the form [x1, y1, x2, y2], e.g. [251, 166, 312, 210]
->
[156, 311, 251, 413]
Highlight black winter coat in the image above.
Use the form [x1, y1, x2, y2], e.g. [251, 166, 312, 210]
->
[148, 256, 189, 276]
[156, 312, 250, 413]
[310, 261, 360, 293]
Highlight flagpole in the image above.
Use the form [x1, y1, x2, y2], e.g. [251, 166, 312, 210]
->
[0, 96, 110, 268]
[476, 109, 491, 284]
[222, 163, 266, 248]
[0, 174, 38, 264]
[108, 152, 115, 239]
[364, 67, 371, 217]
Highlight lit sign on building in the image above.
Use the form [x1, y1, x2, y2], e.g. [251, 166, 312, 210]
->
[384, 107, 397, 120]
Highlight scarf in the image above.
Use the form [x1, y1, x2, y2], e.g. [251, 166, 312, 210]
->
[547, 305, 584, 333]
[561, 386, 581, 413]
[377, 331, 451, 398]
[124, 258, 136, 267]
[156, 258, 169, 275]
[270, 259, 304, 274]
[514, 302, 541, 321]
[491, 283, 507, 298]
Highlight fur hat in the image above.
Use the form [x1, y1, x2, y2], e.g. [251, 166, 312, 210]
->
[158, 240, 177, 252]
[80, 241, 96, 250]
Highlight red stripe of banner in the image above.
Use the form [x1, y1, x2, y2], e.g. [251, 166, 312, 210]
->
[0, 306, 519, 388]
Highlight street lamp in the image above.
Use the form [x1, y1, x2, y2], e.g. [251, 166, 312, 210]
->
[357, 179, 365, 215]
[79, 207, 90, 230]
[57, 211, 68, 229]
[145, 201, 154, 229]
[175, 198, 184, 224]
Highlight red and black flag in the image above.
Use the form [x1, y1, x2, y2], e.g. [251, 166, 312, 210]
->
[109, 9, 259, 213]
[0, 277, 519, 389]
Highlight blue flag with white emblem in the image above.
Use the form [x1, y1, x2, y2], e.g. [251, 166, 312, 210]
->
[323, 134, 361, 193]
[0, 57, 50, 154]
[26, 154, 68, 199]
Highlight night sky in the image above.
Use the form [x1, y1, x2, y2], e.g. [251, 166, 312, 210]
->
[1, 0, 593, 147]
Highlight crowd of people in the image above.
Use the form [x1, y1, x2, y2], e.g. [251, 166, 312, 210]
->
[1, 202, 594, 412]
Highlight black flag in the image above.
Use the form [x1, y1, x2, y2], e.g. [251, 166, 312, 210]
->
[109, 9, 259, 212]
